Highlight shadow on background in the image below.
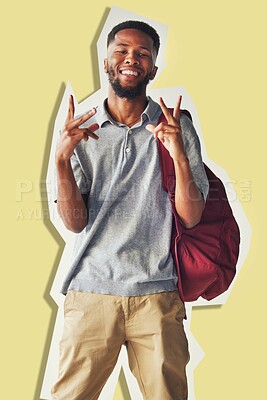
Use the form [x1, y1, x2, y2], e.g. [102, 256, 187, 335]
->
[192, 305, 222, 312]
[118, 369, 131, 400]
[34, 81, 66, 400]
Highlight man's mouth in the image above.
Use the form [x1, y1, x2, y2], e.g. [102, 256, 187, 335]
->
[120, 69, 139, 77]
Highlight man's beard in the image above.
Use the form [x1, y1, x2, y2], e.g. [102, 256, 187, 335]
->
[107, 66, 151, 100]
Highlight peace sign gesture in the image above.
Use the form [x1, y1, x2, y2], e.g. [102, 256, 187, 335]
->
[56, 95, 99, 163]
[146, 95, 187, 162]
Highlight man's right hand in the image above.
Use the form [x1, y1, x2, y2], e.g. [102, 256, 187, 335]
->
[56, 95, 99, 163]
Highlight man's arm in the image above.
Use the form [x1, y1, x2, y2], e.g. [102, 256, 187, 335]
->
[55, 95, 99, 233]
[56, 159, 88, 233]
[146, 96, 204, 229]
[172, 157, 205, 228]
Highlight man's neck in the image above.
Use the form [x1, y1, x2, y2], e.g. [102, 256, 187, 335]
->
[106, 90, 148, 127]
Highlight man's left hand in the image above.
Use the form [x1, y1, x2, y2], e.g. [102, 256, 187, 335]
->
[146, 95, 187, 163]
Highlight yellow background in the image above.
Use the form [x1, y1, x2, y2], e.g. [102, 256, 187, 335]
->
[2, 0, 266, 399]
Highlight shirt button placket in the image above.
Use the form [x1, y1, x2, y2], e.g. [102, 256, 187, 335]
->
[125, 128, 132, 155]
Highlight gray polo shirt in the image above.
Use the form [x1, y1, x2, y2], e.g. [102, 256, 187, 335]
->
[56, 97, 209, 296]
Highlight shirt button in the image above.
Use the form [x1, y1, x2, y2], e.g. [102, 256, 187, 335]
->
[128, 129, 132, 135]
[125, 147, 130, 154]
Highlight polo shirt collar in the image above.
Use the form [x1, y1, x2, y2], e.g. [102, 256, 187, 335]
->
[95, 96, 161, 127]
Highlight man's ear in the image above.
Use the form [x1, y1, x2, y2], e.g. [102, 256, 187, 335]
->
[149, 66, 158, 81]
[104, 58, 108, 73]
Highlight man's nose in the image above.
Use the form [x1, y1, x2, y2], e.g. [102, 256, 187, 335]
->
[125, 52, 139, 65]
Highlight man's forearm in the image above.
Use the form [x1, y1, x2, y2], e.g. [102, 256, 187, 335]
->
[174, 158, 205, 229]
[56, 159, 88, 233]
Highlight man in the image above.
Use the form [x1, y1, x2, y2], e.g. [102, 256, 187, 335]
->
[52, 20, 209, 400]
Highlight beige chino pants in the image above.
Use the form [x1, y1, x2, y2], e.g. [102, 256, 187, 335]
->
[51, 290, 189, 400]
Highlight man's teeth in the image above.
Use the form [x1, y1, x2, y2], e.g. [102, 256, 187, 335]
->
[121, 70, 138, 76]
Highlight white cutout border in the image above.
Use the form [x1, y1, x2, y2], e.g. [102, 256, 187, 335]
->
[41, 7, 251, 400]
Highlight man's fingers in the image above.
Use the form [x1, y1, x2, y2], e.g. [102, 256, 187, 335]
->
[159, 97, 174, 124]
[69, 95, 75, 120]
[159, 95, 182, 123]
[173, 95, 182, 120]
[83, 128, 99, 141]
[157, 131, 166, 144]
[66, 107, 97, 130]
[87, 123, 99, 132]
[66, 95, 75, 123]
[147, 122, 178, 136]
[66, 127, 99, 141]
[146, 124, 156, 133]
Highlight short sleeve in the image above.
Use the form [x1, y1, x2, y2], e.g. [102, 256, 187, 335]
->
[53, 150, 91, 203]
[180, 114, 209, 200]
[70, 151, 91, 195]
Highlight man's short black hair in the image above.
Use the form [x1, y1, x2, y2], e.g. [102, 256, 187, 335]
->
[107, 20, 160, 55]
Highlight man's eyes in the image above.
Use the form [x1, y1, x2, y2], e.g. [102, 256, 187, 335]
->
[115, 50, 150, 58]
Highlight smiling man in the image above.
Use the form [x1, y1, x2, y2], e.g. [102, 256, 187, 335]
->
[51, 20, 209, 400]
[105, 27, 158, 101]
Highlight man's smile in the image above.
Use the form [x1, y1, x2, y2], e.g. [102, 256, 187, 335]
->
[119, 68, 140, 77]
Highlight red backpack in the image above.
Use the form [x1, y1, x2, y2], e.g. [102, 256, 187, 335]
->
[157, 111, 240, 302]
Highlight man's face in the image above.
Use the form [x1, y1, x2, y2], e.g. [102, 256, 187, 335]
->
[104, 29, 158, 99]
